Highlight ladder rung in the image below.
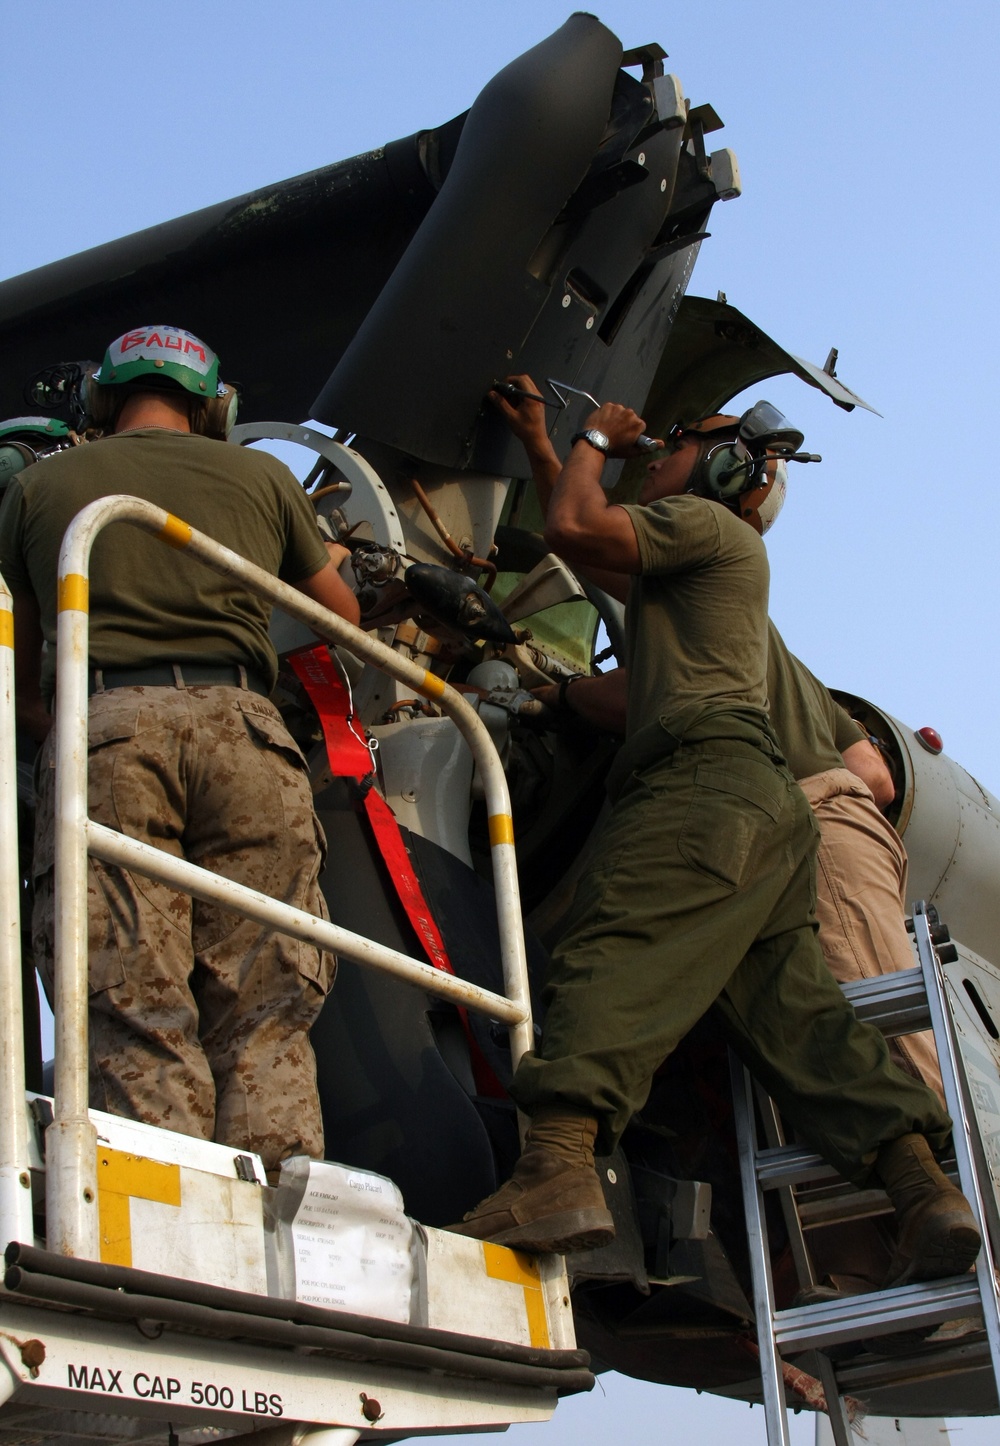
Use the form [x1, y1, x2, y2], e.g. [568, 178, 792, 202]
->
[755, 1143, 840, 1189]
[757, 1139, 958, 1197]
[796, 1185, 892, 1227]
[840, 967, 931, 1036]
[774, 1276, 982, 1352]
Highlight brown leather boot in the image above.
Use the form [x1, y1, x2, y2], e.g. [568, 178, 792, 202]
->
[447, 1107, 615, 1254]
[876, 1133, 981, 1286]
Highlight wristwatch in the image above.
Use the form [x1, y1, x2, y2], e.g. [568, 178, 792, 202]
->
[572, 428, 610, 455]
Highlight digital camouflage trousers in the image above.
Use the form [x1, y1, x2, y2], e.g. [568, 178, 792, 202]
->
[33, 683, 335, 1172]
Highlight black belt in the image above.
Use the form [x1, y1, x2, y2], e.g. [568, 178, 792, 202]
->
[88, 664, 271, 697]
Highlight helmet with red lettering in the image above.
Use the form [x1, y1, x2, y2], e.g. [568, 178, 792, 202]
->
[93, 326, 221, 396]
[85, 326, 237, 438]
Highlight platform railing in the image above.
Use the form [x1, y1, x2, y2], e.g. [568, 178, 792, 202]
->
[49, 495, 534, 1259]
[0, 573, 34, 1250]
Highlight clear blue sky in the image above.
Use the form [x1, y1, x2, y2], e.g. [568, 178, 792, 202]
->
[4, 3, 998, 1442]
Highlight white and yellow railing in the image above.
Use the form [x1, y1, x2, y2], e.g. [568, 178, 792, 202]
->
[0, 572, 33, 1249]
[46, 494, 532, 1259]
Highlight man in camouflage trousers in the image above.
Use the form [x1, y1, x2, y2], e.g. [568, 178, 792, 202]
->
[0, 325, 360, 1173]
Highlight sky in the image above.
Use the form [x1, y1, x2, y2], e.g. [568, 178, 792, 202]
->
[4, 2, 999, 1443]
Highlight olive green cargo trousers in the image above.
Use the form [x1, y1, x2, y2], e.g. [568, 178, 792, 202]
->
[511, 719, 950, 1183]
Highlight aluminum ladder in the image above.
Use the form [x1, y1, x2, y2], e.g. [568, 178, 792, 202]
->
[731, 900, 1000, 1446]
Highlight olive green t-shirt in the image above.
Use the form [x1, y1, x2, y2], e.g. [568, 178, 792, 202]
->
[0, 429, 330, 698]
[621, 494, 770, 740]
[766, 619, 864, 779]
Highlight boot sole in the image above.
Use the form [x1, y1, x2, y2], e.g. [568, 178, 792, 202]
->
[886, 1222, 982, 1287]
[480, 1206, 616, 1255]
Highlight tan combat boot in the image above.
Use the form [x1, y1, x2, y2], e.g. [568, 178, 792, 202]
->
[876, 1133, 981, 1286]
[447, 1107, 615, 1254]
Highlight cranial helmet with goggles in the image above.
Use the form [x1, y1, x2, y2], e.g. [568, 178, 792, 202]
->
[85, 326, 238, 439]
[669, 401, 813, 536]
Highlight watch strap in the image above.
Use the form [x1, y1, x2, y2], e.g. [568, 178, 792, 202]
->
[572, 428, 610, 455]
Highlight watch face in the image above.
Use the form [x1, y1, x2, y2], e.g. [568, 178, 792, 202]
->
[573, 428, 611, 454]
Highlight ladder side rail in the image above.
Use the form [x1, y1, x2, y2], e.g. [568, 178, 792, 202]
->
[0, 573, 33, 1246]
[49, 494, 533, 1259]
[729, 1051, 792, 1446]
[754, 1083, 816, 1290]
[911, 902, 1000, 1389]
[751, 1088, 856, 1446]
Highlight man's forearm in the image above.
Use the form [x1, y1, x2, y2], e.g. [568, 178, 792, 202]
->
[537, 667, 628, 734]
[543, 404, 649, 575]
[525, 442, 562, 519]
[566, 668, 628, 733]
[841, 738, 896, 809]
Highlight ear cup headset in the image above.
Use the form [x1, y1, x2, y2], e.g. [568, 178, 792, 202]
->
[667, 402, 817, 535]
[84, 326, 239, 439]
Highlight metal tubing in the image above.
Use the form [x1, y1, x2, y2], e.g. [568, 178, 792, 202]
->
[60, 494, 531, 1046]
[812, 1353, 853, 1446]
[911, 904, 1000, 1388]
[50, 494, 534, 1256]
[191, 1427, 360, 1446]
[0, 575, 32, 1247]
[296, 1433, 361, 1446]
[729, 1051, 791, 1446]
[3, 1267, 592, 1395]
[87, 821, 525, 1024]
[48, 538, 100, 1259]
[4, 1241, 590, 1370]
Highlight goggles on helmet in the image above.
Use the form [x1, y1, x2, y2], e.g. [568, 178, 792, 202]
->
[736, 401, 804, 456]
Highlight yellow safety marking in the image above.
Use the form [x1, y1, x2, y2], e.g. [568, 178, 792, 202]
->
[96, 1147, 181, 1268]
[419, 670, 446, 700]
[0, 610, 12, 649]
[57, 574, 89, 613]
[158, 513, 193, 549]
[488, 813, 515, 848]
[482, 1241, 550, 1349]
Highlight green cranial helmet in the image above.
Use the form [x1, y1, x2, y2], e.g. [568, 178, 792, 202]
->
[0, 416, 73, 488]
[92, 326, 224, 399]
[0, 416, 71, 444]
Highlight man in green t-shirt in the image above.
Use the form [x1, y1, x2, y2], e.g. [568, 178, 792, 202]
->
[451, 382, 978, 1290]
[0, 325, 360, 1174]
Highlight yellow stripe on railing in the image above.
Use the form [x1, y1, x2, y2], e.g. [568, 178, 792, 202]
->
[158, 514, 193, 549]
[488, 813, 515, 848]
[419, 670, 446, 700]
[0, 610, 12, 649]
[58, 574, 89, 613]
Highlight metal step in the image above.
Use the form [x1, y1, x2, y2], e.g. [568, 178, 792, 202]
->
[774, 1275, 983, 1353]
[755, 1141, 959, 1197]
[840, 966, 931, 1036]
[754, 1142, 840, 1191]
[795, 1183, 894, 1228]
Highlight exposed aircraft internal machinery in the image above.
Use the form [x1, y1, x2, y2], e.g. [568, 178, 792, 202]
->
[0, 14, 998, 1446]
